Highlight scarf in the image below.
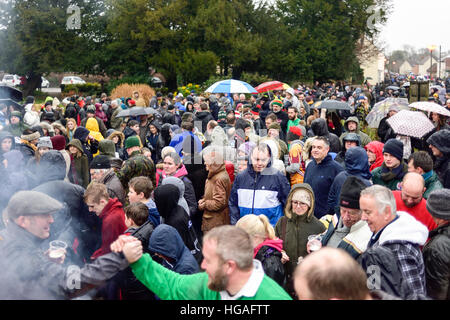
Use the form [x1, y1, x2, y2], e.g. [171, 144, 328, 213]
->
[380, 161, 407, 183]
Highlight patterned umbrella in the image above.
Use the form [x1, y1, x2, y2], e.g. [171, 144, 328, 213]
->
[365, 98, 410, 128]
[386, 110, 435, 138]
[205, 79, 257, 94]
[255, 81, 291, 93]
[409, 101, 450, 117]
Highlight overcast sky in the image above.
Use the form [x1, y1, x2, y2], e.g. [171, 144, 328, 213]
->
[379, 0, 450, 54]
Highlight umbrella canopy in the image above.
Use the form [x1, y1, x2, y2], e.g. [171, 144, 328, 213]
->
[255, 81, 291, 93]
[386, 86, 400, 91]
[0, 85, 23, 102]
[313, 100, 351, 111]
[386, 110, 435, 138]
[409, 101, 450, 117]
[401, 82, 410, 87]
[205, 79, 257, 94]
[0, 99, 23, 111]
[365, 98, 410, 128]
[116, 107, 158, 118]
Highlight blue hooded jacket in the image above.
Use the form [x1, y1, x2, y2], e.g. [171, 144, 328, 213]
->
[148, 224, 199, 275]
[327, 147, 372, 214]
[228, 144, 291, 226]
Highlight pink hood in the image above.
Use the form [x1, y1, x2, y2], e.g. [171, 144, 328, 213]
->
[253, 238, 284, 258]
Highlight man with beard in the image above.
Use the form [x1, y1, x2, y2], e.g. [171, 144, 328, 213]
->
[392, 172, 437, 232]
[111, 225, 292, 300]
[286, 106, 301, 135]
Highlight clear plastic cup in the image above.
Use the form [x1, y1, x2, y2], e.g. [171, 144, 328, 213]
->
[307, 234, 323, 252]
[49, 240, 67, 259]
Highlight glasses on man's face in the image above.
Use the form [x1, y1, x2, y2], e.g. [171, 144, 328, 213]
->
[291, 200, 308, 207]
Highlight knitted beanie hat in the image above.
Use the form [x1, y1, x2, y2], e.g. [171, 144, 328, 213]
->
[426, 189, 450, 220]
[339, 176, 368, 209]
[383, 139, 403, 161]
[124, 136, 141, 149]
[271, 99, 283, 109]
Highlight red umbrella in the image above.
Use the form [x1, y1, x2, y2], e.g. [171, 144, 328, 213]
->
[255, 81, 291, 93]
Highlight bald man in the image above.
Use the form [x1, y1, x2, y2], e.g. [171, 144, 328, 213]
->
[393, 172, 437, 232]
[293, 247, 372, 300]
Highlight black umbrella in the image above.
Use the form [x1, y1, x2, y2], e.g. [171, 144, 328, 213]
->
[386, 86, 400, 91]
[0, 99, 23, 111]
[116, 107, 158, 118]
[0, 85, 23, 101]
[313, 100, 351, 111]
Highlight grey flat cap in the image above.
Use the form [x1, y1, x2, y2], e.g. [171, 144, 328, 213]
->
[5, 191, 63, 220]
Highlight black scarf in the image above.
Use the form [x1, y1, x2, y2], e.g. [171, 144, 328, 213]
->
[380, 161, 407, 182]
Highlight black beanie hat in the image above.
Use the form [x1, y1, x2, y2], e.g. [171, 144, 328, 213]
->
[90, 155, 111, 169]
[383, 139, 403, 161]
[339, 176, 367, 209]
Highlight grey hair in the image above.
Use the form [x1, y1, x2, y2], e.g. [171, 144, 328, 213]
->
[164, 151, 182, 166]
[203, 225, 253, 270]
[201, 145, 224, 164]
[360, 185, 396, 217]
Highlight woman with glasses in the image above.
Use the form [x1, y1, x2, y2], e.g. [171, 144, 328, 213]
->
[274, 183, 326, 298]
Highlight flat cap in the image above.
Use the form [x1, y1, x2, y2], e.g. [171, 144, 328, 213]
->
[5, 191, 63, 220]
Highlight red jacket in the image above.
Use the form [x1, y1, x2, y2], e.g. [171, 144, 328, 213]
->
[393, 191, 437, 232]
[91, 198, 127, 260]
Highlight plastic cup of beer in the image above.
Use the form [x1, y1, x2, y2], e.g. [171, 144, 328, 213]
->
[49, 240, 67, 259]
[307, 235, 323, 252]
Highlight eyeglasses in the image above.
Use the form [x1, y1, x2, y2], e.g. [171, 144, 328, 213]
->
[291, 200, 308, 207]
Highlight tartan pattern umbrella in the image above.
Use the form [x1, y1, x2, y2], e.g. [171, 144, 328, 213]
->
[386, 110, 435, 138]
[409, 101, 450, 117]
[255, 81, 291, 93]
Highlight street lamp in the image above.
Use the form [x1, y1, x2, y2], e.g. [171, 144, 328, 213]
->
[427, 45, 437, 80]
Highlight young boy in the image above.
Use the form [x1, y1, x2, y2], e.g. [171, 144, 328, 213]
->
[128, 176, 160, 228]
[124, 202, 150, 234]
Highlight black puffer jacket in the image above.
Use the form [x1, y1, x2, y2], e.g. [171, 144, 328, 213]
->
[422, 224, 450, 300]
[427, 129, 450, 188]
[254, 243, 285, 287]
[310, 118, 342, 153]
[32, 151, 101, 262]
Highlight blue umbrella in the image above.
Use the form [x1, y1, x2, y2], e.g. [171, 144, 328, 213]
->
[205, 79, 257, 94]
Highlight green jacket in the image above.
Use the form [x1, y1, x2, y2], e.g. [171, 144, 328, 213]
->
[423, 171, 443, 199]
[339, 116, 371, 147]
[110, 108, 123, 130]
[131, 253, 292, 300]
[371, 162, 408, 191]
[274, 183, 326, 278]
[67, 139, 90, 188]
[286, 118, 301, 135]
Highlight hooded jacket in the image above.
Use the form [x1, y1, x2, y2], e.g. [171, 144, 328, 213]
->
[0, 131, 16, 162]
[228, 146, 291, 226]
[310, 118, 342, 153]
[253, 238, 285, 287]
[66, 139, 90, 188]
[422, 223, 450, 300]
[327, 147, 372, 214]
[200, 162, 231, 232]
[106, 130, 125, 159]
[159, 171, 197, 217]
[339, 116, 372, 147]
[73, 126, 99, 163]
[98, 139, 116, 158]
[274, 183, 326, 280]
[194, 110, 214, 134]
[23, 103, 40, 128]
[148, 224, 199, 275]
[359, 211, 429, 299]
[86, 118, 104, 143]
[154, 184, 202, 264]
[427, 129, 450, 188]
[365, 141, 384, 172]
[304, 153, 344, 218]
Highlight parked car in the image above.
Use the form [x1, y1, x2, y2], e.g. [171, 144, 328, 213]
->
[61, 76, 86, 85]
[41, 77, 50, 88]
[1, 74, 21, 87]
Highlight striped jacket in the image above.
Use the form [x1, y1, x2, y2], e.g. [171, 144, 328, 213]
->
[229, 162, 290, 226]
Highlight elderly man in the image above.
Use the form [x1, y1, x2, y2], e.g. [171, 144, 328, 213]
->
[111, 225, 291, 300]
[90, 155, 126, 206]
[304, 136, 344, 218]
[358, 185, 429, 299]
[393, 172, 437, 232]
[228, 143, 290, 226]
[0, 191, 129, 299]
[321, 176, 372, 259]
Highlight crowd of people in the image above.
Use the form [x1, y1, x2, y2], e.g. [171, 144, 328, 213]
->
[0, 79, 448, 301]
